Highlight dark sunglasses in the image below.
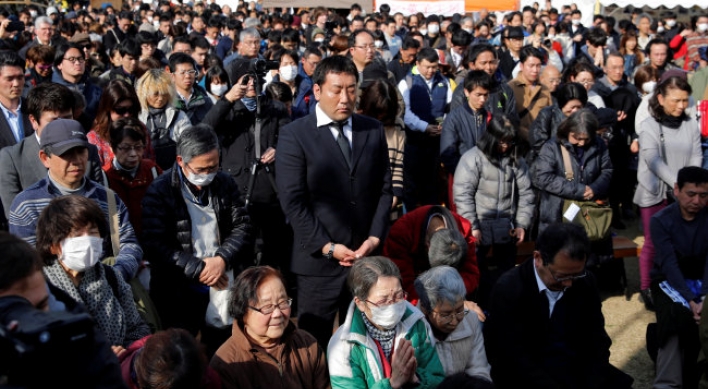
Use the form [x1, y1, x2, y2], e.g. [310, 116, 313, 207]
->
[113, 105, 134, 115]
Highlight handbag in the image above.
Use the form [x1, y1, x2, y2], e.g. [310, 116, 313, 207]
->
[478, 164, 516, 246]
[559, 145, 612, 241]
[205, 271, 234, 328]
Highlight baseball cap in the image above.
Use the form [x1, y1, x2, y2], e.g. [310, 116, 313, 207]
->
[46, 6, 58, 16]
[40, 119, 89, 156]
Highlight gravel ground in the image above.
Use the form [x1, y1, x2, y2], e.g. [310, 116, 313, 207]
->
[600, 219, 655, 389]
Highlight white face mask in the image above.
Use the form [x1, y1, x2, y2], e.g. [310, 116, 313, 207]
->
[427, 24, 440, 35]
[186, 170, 217, 187]
[642, 81, 657, 94]
[30, 10, 37, 18]
[279, 65, 297, 82]
[572, 19, 581, 26]
[368, 300, 406, 329]
[60, 236, 104, 272]
[374, 40, 384, 48]
[153, 20, 160, 28]
[657, 26, 665, 33]
[463, 28, 473, 34]
[419, 28, 428, 36]
[210, 83, 228, 97]
[698, 23, 708, 33]
[547, 34, 556, 39]
[314, 37, 325, 43]
[147, 16, 153, 23]
[666, 19, 676, 28]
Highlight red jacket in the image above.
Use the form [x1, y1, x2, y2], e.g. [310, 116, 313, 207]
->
[105, 159, 162, 236]
[383, 205, 479, 300]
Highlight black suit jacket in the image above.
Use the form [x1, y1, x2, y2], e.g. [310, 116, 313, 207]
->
[483, 259, 622, 389]
[0, 101, 32, 151]
[276, 112, 393, 276]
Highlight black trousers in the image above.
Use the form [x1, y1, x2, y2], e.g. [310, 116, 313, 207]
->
[296, 271, 351, 351]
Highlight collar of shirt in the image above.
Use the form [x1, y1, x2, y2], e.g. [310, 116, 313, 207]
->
[177, 89, 194, 103]
[533, 262, 565, 316]
[315, 103, 353, 146]
[0, 98, 21, 116]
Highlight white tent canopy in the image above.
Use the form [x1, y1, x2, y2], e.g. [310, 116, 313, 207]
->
[597, 0, 706, 8]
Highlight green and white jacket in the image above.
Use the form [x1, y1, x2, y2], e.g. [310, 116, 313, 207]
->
[327, 300, 445, 389]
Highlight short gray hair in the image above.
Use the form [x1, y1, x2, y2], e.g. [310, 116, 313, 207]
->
[348, 256, 402, 300]
[34, 16, 52, 29]
[428, 229, 467, 268]
[239, 27, 261, 42]
[176, 124, 219, 164]
[414, 266, 466, 313]
[243, 17, 261, 28]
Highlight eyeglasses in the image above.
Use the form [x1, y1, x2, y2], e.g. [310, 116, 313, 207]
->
[36, 64, 52, 70]
[548, 267, 588, 283]
[113, 105, 134, 115]
[364, 290, 408, 307]
[354, 44, 376, 51]
[186, 162, 218, 175]
[432, 309, 469, 324]
[116, 143, 145, 152]
[63, 56, 86, 64]
[249, 298, 293, 315]
[176, 70, 198, 77]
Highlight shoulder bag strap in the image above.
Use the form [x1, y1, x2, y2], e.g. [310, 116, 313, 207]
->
[510, 163, 516, 229]
[105, 188, 121, 257]
[560, 144, 574, 181]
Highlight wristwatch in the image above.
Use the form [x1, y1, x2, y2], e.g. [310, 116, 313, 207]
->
[324, 243, 336, 260]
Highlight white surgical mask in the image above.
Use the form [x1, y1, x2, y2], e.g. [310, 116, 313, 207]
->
[572, 19, 581, 26]
[642, 81, 657, 94]
[279, 65, 297, 82]
[153, 20, 160, 28]
[698, 23, 708, 33]
[368, 300, 406, 329]
[657, 26, 665, 33]
[60, 236, 104, 273]
[30, 10, 37, 18]
[185, 170, 217, 187]
[374, 40, 383, 48]
[210, 83, 228, 97]
[314, 37, 324, 43]
[147, 16, 153, 23]
[419, 28, 428, 35]
[666, 19, 676, 28]
[463, 28, 473, 34]
[427, 24, 440, 34]
[547, 34, 556, 39]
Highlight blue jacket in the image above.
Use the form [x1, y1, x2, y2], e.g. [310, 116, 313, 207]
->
[291, 64, 316, 120]
[51, 71, 103, 124]
[8, 177, 142, 281]
[409, 72, 448, 124]
[440, 103, 489, 174]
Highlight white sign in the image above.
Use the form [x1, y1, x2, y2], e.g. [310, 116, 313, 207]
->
[563, 202, 581, 222]
[382, 0, 465, 16]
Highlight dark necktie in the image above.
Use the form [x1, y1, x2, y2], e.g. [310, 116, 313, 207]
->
[334, 121, 351, 168]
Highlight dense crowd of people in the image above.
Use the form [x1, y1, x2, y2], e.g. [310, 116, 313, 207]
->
[0, 0, 708, 388]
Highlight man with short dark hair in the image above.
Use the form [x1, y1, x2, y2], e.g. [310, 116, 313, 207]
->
[650, 166, 708, 389]
[292, 46, 321, 119]
[387, 36, 420, 83]
[169, 52, 213, 124]
[508, 45, 552, 141]
[398, 47, 452, 210]
[52, 43, 103, 125]
[484, 223, 634, 389]
[645, 39, 679, 77]
[275, 55, 392, 349]
[498, 26, 525, 80]
[570, 9, 588, 56]
[0, 51, 31, 151]
[102, 37, 140, 85]
[103, 11, 133, 52]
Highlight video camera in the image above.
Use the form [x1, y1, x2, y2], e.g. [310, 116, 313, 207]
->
[248, 58, 279, 76]
[0, 296, 95, 386]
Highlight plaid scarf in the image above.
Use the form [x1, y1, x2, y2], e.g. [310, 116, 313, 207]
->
[361, 311, 396, 360]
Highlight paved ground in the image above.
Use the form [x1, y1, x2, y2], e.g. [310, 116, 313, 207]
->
[601, 218, 655, 389]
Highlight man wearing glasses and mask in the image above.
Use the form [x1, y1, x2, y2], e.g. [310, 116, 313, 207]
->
[484, 223, 633, 389]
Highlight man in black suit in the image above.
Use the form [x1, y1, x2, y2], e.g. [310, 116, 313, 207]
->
[0, 51, 32, 152]
[484, 223, 633, 389]
[276, 55, 393, 349]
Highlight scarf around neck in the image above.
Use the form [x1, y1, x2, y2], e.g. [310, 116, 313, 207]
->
[361, 311, 396, 360]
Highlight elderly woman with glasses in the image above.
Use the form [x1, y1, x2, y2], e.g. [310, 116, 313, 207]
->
[210, 266, 330, 389]
[328, 256, 445, 389]
[414, 266, 493, 388]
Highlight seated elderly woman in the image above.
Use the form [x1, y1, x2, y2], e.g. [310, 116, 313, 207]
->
[35, 195, 151, 356]
[210, 266, 330, 389]
[328, 256, 445, 389]
[414, 266, 493, 388]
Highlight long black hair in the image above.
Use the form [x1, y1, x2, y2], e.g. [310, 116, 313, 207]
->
[478, 114, 518, 166]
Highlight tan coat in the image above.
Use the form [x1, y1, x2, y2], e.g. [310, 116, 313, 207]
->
[211, 321, 331, 389]
[508, 73, 553, 141]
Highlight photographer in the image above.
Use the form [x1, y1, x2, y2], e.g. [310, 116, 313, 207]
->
[0, 232, 125, 389]
[202, 58, 292, 270]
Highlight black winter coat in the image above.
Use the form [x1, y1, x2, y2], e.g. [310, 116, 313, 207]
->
[532, 137, 612, 234]
[203, 97, 290, 205]
[450, 79, 519, 127]
[529, 104, 565, 162]
[141, 166, 252, 301]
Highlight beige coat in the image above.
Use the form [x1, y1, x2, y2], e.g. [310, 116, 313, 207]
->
[508, 74, 553, 141]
